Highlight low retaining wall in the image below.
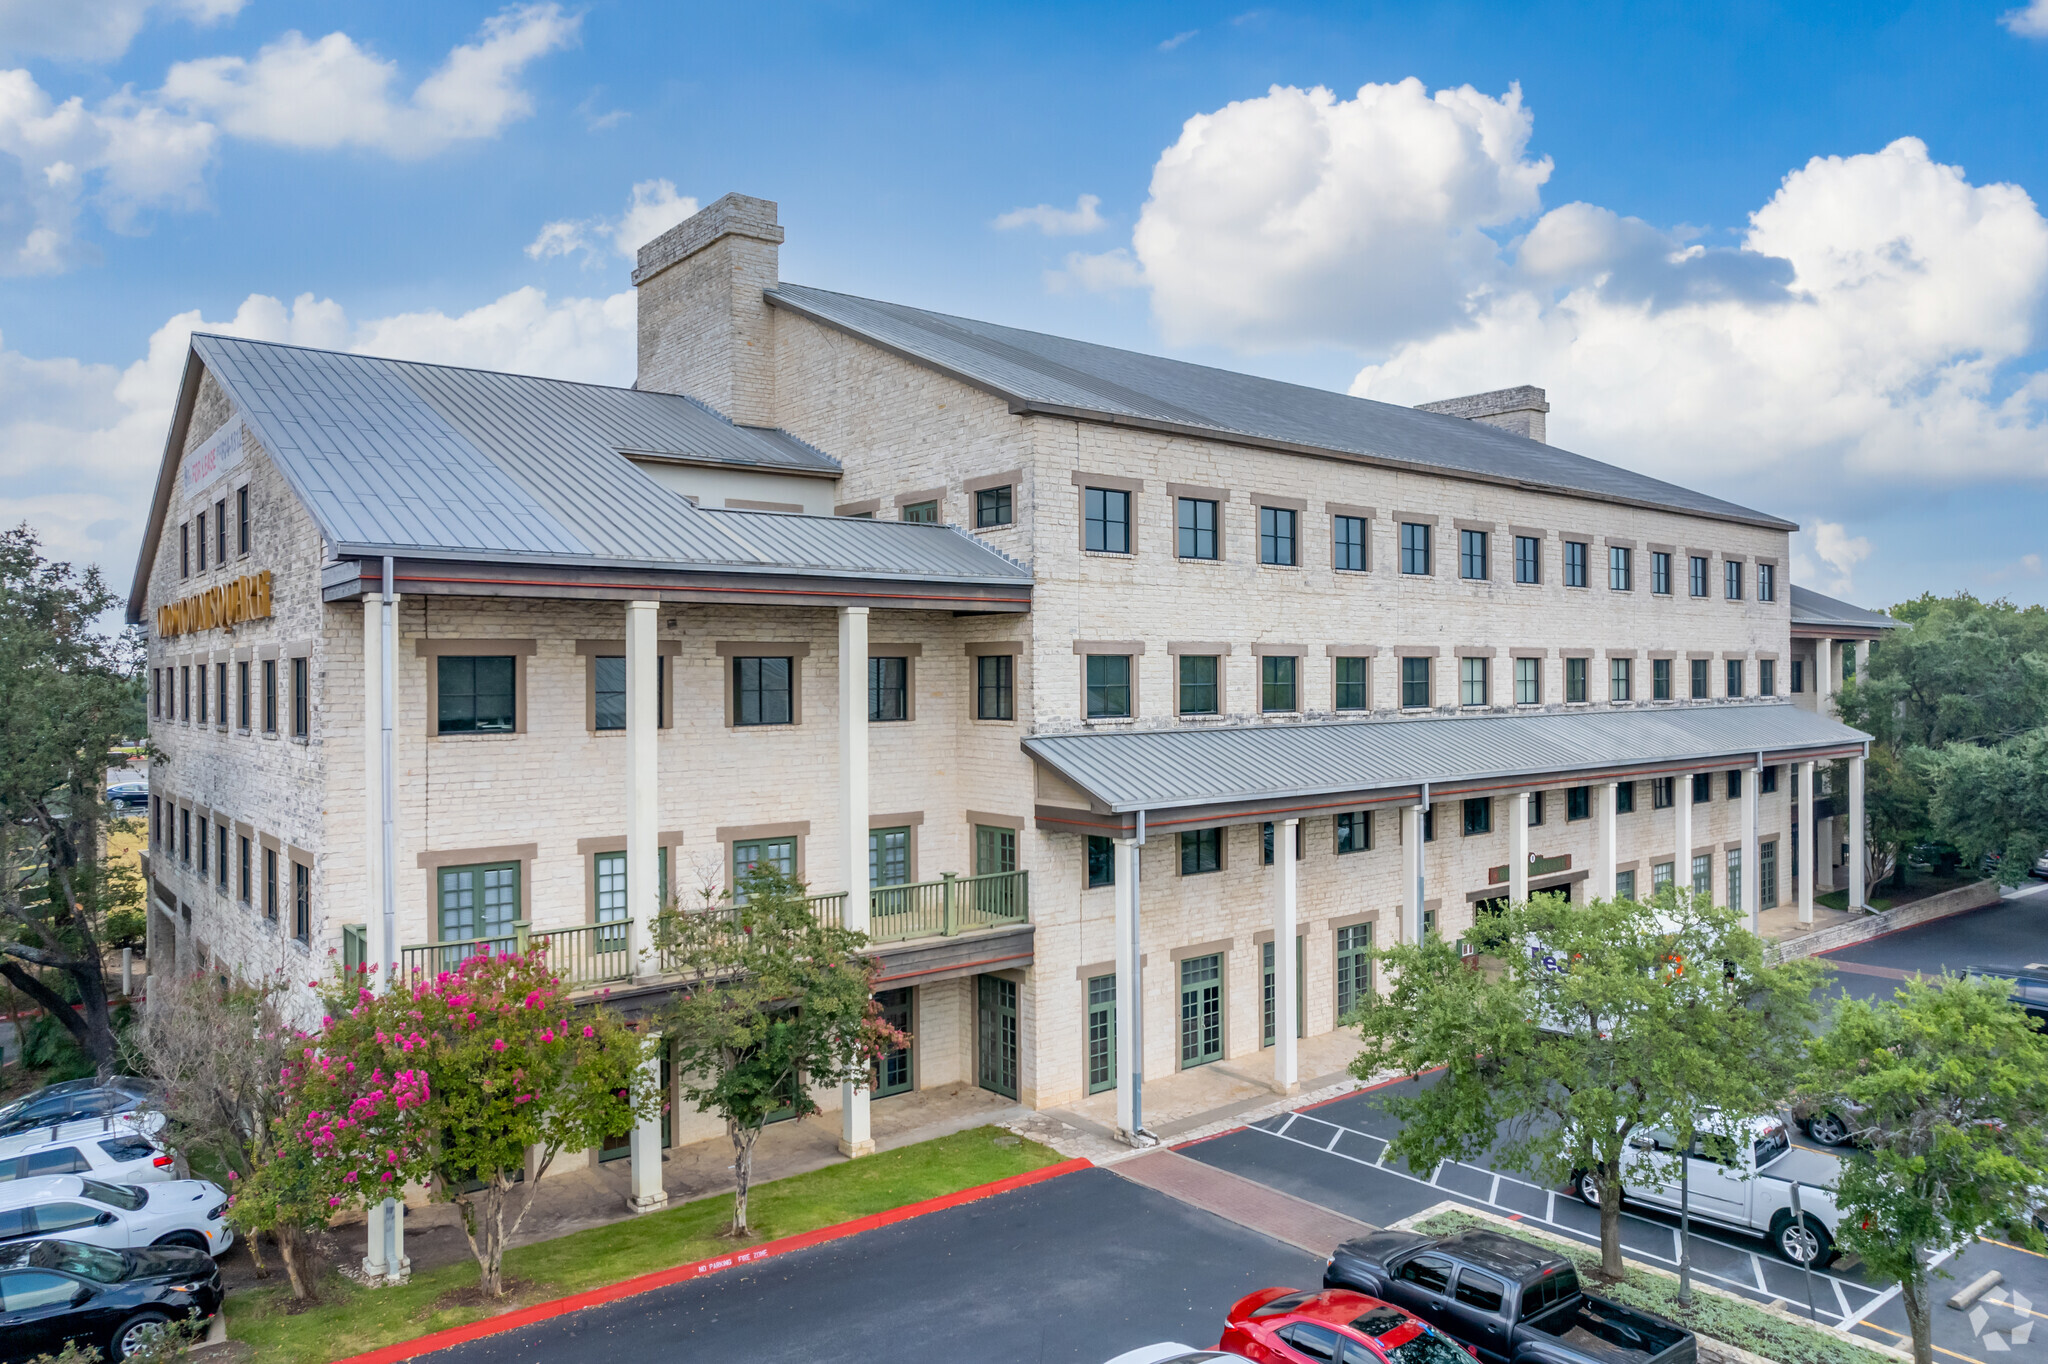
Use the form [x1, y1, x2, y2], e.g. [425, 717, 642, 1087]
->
[1774, 879, 2002, 960]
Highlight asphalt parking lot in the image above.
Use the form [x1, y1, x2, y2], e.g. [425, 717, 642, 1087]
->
[430, 1165, 1319, 1364]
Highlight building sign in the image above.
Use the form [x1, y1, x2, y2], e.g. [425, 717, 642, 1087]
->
[1488, 852, 1574, 885]
[156, 570, 272, 639]
[183, 415, 245, 496]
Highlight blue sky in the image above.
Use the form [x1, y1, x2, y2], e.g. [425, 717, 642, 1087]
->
[3, 0, 2045, 608]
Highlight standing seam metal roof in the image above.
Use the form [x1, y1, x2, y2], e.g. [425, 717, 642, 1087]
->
[1789, 585, 1900, 631]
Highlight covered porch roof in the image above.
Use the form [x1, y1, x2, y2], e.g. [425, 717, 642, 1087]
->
[1025, 702, 1868, 838]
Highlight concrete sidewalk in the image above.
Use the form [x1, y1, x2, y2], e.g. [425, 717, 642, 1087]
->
[1108, 1147, 1374, 1257]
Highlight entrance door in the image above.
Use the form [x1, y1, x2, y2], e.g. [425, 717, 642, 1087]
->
[1180, 954, 1224, 1068]
[871, 987, 915, 1097]
[976, 975, 1019, 1099]
[1086, 975, 1116, 1095]
[1261, 938, 1304, 1047]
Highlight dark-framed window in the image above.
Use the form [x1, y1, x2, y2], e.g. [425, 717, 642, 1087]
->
[217, 822, 229, 890]
[1460, 529, 1488, 580]
[196, 664, 208, 724]
[1177, 498, 1218, 560]
[195, 511, 207, 571]
[1725, 560, 1744, 600]
[214, 499, 227, 564]
[1761, 765, 1779, 793]
[1336, 811, 1370, 854]
[594, 655, 668, 731]
[1528, 791, 1545, 825]
[1565, 656, 1588, 703]
[900, 500, 938, 524]
[1180, 828, 1222, 876]
[1423, 807, 1435, 842]
[1652, 777, 1673, 809]
[1400, 522, 1431, 575]
[237, 486, 250, 554]
[1609, 546, 1631, 591]
[179, 521, 190, 577]
[261, 659, 278, 732]
[151, 667, 160, 718]
[1615, 781, 1636, 814]
[1610, 657, 1632, 702]
[1259, 507, 1297, 566]
[975, 485, 1012, 528]
[1758, 563, 1775, 602]
[293, 861, 310, 943]
[1400, 656, 1430, 709]
[263, 846, 278, 921]
[1791, 659, 1805, 693]
[1333, 515, 1367, 572]
[1727, 769, 1744, 800]
[1563, 540, 1588, 588]
[1566, 786, 1591, 821]
[1690, 658, 1709, 699]
[1692, 773, 1712, 804]
[1261, 655, 1297, 712]
[1084, 487, 1130, 554]
[734, 656, 794, 726]
[1514, 534, 1540, 584]
[215, 662, 227, 729]
[291, 656, 309, 737]
[1726, 659, 1744, 697]
[197, 815, 208, 876]
[1760, 659, 1776, 695]
[1261, 821, 1302, 864]
[180, 807, 190, 864]
[1087, 835, 1115, 888]
[1459, 656, 1488, 706]
[1086, 654, 1131, 718]
[868, 656, 908, 722]
[1463, 797, 1491, 836]
[1651, 551, 1671, 595]
[1179, 654, 1218, 715]
[976, 654, 1014, 720]
[238, 833, 251, 902]
[1515, 657, 1539, 705]
[236, 660, 250, 728]
[1652, 658, 1672, 701]
[437, 655, 514, 734]
[1687, 555, 1707, 597]
[179, 665, 188, 721]
[1333, 656, 1368, 711]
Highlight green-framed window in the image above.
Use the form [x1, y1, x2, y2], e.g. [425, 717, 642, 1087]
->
[1727, 848, 1742, 910]
[873, 988, 915, 1097]
[1616, 869, 1637, 901]
[733, 837, 796, 901]
[1261, 655, 1297, 712]
[594, 851, 628, 949]
[1086, 654, 1131, 718]
[974, 825, 1017, 876]
[1760, 840, 1778, 908]
[1261, 821, 1302, 864]
[1334, 656, 1368, 711]
[1335, 923, 1372, 1021]
[901, 500, 938, 524]
[1179, 654, 1219, 715]
[977, 975, 1020, 1098]
[438, 655, 515, 734]
[1400, 656, 1430, 708]
[1653, 658, 1672, 700]
[1179, 954, 1224, 1068]
[1086, 975, 1116, 1094]
[439, 862, 520, 946]
[1691, 853, 1712, 898]
[1262, 937, 1304, 1047]
[1652, 861, 1674, 891]
[734, 656, 793, 726]
[871, 826, 912, 887]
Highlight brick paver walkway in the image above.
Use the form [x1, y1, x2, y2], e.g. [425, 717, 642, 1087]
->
[1108, 1147, 1374, 1256]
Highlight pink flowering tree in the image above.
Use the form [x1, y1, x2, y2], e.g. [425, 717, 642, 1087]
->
[283, 949, 656, 1297]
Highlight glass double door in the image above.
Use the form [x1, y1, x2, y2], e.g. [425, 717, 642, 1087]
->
[977, 975, 1019, 1099]
[871, 987, 915, 1098]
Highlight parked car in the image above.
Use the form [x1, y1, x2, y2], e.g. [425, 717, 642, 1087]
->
[1323, 1232, 1695, 1364]
[0, 1238, 220, 1363]
[1105, 1346, 1235, 1364]
[1593, 1115, 1840, 1264]
[0, 1113, 177, 1186]
[1963, 966, 2048, 1027]
[0, 1176, 233, 1258]
[0, 1079, 159, 1140]
[1219, 1286, 1480, 1364]
[104, 782, 149, 814]
[2032, 852, 2048, 881]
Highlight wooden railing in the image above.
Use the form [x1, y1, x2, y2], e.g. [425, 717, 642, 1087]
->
[863, 869, 1030, 943]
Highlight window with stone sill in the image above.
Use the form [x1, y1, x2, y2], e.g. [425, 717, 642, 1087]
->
[1564, 657, 1588, 703]
[1261, 655, 1297, 712]
[900, 501, 938, 524]
[1333, 656, 1368, 711]
[1179, 654, 1219, 716]
[975, 485, 1012, 529]
[1400, 656, 1430, 709]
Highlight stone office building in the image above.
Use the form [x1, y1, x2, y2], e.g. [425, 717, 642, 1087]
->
[130, 192, 1874, 1189]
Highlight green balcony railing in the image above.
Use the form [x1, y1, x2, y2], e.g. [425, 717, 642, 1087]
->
[539, 921, 635, 991]
[400, 921, 529, 980]
[864, 869, 1029, 944]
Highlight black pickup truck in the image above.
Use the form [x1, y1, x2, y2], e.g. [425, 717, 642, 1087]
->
[1324, 1229, 1695, 1364]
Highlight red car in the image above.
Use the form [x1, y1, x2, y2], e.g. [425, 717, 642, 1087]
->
[1219, 1287, 1480, 1364]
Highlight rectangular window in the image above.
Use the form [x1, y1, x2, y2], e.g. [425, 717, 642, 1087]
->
[1424, 808, 1435, 842]
[237, 486, 250, 554]
[197, 816, 209, 876]
[1727, 848, 1742, 910]
[1565, 656, 1588, 703]
[151, 668, 160, 718]
[1177, 498, 1218, 560]
[1726, 769, 1743, 800]
[1528, 791, 1545, 825]
[437, 655, 514, 733]
[976, 654, 1014, 720]
[1791, 659, 1805, 693]
[1462, 797, 1491, 836]
[1653, 658, 1672, 701]
[196, 664, 208, 724]
[1690, 658, 1709, 699]
[217, 823, 228, 890]
[868, 656, 908, 722]
[1726, 659, 1744, 697]
[1514, 656, 1539, 705]
[1086, 654, 1132, 718]
[1609, 546, 1631, 591]
[1261, 820, 1302, 864]
[1652, 860, 1674, 892]
[1335, 811, 1371, 854]
[236, 661, 249, 728]
[438, 862, 519, 943]
[179, 665, 189, 720]
[1400, 522, 1431, 575]
[1335, 923, 1371, 1021]
[180, 522, 190, 577]
[214, 499, 226, 564]
[1514, 534, 1540, 584]
[975, 485, 1012, 528]
[869, 827, 911, 887]
[1563, 540, 1588, 588]
[1651, 551, 1671, 595]
[1178, 654, 1219, 715]
[1087, 974, 1116, 1095]
[1567, 786, 1591, 821]
[900, 500, 938, 524]
[263, 846, 278, 921]
[195, 511, 207, 570]
[292, 863, 311, 942]
[594, 656, 625, 730]
[1179, 828, 1223, 876]
[976, 822, 1019, 879]
[1333, 515, 1367, 572]
[1692, 773, 1711, 804]
[1725, 560, 1744, 600]
[1333, 656, 1368, 711]
[733, 656, 793, 726]
[593, 851, 628, 950]
[238, 834, 251, 902]
[215, 663, 227, 728]
[1179, 954, 1224, 1067]
[1259, 506, 1297, 566]
[1459, 656, 1488, 706]
[1690, 555, 1709, 597]
[1757, 563, 1775, 602]
[1760, 841, 1779, 908]
[1460, 529, 1488, 580]
[732, 838, 796, 899]
[1261, 655, 1297, 712]
[1616, 781, 1636, 814]
[291, 656, 309, 737]
[1262, 937, 1304, 1047]
[180, 807, 190, 864]
[1761, 765, 1779, 793]
[1610, 657, 1632, 702]
[1616, 869, 1637, 901]
[1084, 487, 1130, 554]
[1759, 659, 1776, 696]
[1400, 656, 1430, 709]
[1652, 777, 1674, 809]
[1087, 835, 1115, 888]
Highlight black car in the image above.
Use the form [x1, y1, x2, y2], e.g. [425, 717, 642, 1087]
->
[0, 1238, 220, 1362]
[1964, 966, 2048, 1027]
[0, 1080, 159, 1140]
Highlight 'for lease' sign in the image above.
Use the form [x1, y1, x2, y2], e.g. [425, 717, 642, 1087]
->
[183, 415, 244, 496]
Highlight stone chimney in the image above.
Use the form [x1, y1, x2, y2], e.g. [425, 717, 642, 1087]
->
[632, 193, 783, 426]
[1414, 385, 1550, 443]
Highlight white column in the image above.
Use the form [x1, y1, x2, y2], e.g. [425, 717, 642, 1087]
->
[626, 1037, 669, 1213]
[1854, 639, 1871, 684]
[1402, 805, 1425, 943]
[1273, 818, 1299, 1095]
[625, 601, 660, 979]
[362, 599, 385, 989]
[1741, 766, 1760, 931]
[1509, 793, 1530, 904]
[1818, 640, 1836, 711]
[1798, 760, 1816, 924]
[1595, 782, 1618, 900]
[1113, 837, 1140, 1139]
[838, 607, 874, 1158]
[1848, 753, 1867, 912]
[1673, 772, 1693, 901]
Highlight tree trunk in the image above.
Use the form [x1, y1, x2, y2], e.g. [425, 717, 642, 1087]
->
[1899, 1262, 1934, 1364]
[730, 1120, 765, 1236]
[1598, 1163, 1627, 1282]
[276, 1226, 315, 1302]
[0, 955, 118, 1078]
[245, 1227, 271, 1280]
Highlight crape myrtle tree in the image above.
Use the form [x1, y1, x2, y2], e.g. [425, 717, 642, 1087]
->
[280, 950, 657, 1298]
[1804, 975, 2048, 1364]
[1350, 891, 1824, 1281]
[659, 865, 907, 1237]
[0, 525, 148, 1077]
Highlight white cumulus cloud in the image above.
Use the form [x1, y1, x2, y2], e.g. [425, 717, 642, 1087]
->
[527, 178, 697, 266]
[2001, 0, 2048, 37]
[1792, 520, 1875, 597]
[0, 0, 248, 64]
[994, 193, 1105, 236]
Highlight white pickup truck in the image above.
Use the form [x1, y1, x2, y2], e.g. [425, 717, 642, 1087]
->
[1580, 1115, 1843, 1266]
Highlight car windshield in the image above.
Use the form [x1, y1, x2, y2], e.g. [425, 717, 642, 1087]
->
[1384, 1329, 1474, 1364]
[1753, 1124, 1790, 1168]
[31, 1239, 128, 1282]
[80, 1178, 146, 1211]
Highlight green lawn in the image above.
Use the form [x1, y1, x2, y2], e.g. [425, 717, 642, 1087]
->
[229, 1125, 1064, 1363]
[1816, 889, 1893, 913]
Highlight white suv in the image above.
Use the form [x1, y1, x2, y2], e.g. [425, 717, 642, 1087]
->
[0, 1115, 178, 1187]
[0, 1176, 233, 1258]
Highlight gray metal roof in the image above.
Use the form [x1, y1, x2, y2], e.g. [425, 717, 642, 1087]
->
[768, 284, 1796, 532]
[1790, 585, 1899, 631]
[172, 334, 1026, 587]
[1024, 703, 1868, 814]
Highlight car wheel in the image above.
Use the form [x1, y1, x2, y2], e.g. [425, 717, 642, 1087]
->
[112, 1309, 174, 1361]
[1774, 1213, 1834, 1267]
[1576, 1170, 1608, 1207]
[1807, 1113, 1850, 1146]
[151, 1230, 209, 1254]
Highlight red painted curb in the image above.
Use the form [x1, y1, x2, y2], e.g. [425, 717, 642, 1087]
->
[332, 1156, 1093, 1364]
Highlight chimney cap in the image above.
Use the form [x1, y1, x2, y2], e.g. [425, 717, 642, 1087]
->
[633, 193, 784, 287]
[1413, 385, 1549, 420]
